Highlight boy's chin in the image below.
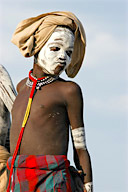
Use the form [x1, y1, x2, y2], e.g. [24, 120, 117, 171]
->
[54, 66, 65, 75]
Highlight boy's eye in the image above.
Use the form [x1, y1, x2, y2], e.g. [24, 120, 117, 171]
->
[66, 50, 72, 57]
[50, 47, 60, 51]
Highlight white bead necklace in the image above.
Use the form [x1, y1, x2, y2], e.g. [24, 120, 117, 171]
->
[26, 71, 58, 90]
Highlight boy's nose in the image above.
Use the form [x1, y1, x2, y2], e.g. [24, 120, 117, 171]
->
[58, 51, 66, 60]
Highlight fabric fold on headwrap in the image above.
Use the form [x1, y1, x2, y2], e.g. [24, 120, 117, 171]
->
[11, 11, 86, 78]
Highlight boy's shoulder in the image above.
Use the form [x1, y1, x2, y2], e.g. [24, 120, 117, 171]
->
[57, 77, 82, 96]
[16, 77, 28, 93]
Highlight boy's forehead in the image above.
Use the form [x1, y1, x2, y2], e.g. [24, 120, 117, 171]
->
[47, 28, 74, 44]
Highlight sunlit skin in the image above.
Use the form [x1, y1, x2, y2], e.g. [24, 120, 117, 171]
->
[10, 28, 92, 191]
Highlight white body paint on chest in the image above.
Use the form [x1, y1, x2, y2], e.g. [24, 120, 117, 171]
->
[37, 27, 74, 75]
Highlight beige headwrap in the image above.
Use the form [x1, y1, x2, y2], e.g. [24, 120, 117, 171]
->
[11, 11, 86, 78]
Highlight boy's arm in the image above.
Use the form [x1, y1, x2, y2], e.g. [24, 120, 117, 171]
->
[65, 81, 93, 191]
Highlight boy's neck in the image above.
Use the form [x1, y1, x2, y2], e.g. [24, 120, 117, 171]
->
[32, 63, 49, 78]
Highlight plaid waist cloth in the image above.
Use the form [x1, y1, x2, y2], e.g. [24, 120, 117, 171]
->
[7, 155, 72, 192]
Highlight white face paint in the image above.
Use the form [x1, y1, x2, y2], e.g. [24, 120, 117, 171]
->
[37, 27, 75, 75]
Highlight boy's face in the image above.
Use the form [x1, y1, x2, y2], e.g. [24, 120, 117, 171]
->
[37, 27, 74, 75]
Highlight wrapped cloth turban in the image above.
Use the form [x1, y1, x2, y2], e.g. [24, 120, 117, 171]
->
[11, 11, 86, 78]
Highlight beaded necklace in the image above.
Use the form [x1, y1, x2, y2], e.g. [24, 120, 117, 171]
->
[26, 70, 58, 89]
[7, 69, 58, 192]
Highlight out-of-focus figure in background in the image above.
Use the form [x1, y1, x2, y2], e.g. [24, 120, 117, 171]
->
[0, 64, 16, 192]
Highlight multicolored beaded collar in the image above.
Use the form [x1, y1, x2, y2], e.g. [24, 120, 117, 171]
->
[26, 69, 58, 90]
[7, 69, 58, 191]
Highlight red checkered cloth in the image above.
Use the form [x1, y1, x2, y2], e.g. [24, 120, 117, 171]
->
[7, 154, 72, 192]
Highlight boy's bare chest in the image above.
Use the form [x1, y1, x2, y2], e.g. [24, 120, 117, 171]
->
[12, 86, 65, 119]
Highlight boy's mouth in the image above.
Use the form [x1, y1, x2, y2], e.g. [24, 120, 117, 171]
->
[57, 61, 66, 67]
